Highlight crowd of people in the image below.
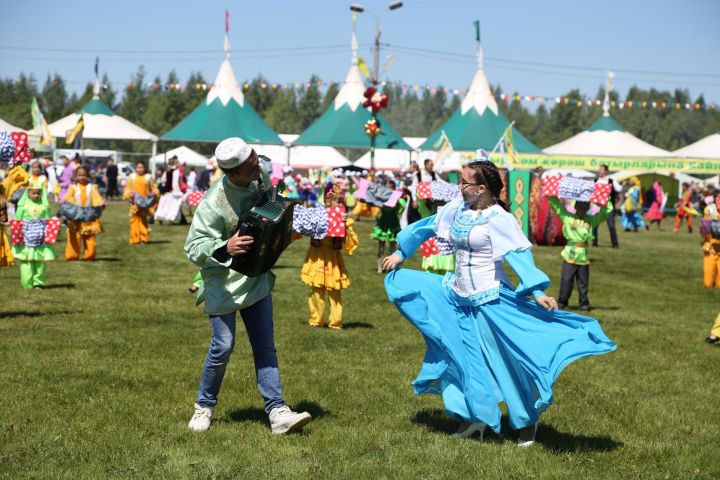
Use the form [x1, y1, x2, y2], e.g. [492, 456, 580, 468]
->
[1, 136, 718, 445]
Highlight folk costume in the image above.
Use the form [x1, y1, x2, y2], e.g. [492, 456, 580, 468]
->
[11, 182, 57, 288]
[620, 177, 646, 231]
[548, 197, 612, 309]
[301, 184, 359, 329]
[123, 172, 159, 244]
[60, 182, 104, 261]
[384, 197, 616, 435]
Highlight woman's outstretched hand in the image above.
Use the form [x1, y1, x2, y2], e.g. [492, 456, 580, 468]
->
[381, 253, 404, 272]
[536, 295, 558, 311]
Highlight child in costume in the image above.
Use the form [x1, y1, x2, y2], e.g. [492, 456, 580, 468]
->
[28, 160, 48, 191]
[700, 194, 720, 288]
[645, 180, 666, 230]
[60, 166, 104, 261]
[621, 176, 646, 231]
[0, 194, 13, 267]
[372, 178, 404, 273]
[675, 183, 698, 233]
[123, 161, 159, 245]
[11, 181, 57, 288]
[382, 152, 615, 445]
[548, 196, 612, 310]
[2, 160, 29, 219]
[301, 183, 359, 329]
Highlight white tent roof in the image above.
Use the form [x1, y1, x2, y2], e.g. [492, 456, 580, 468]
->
[673, 132, 720, 159]
[0, 118, 26, 132]
[253, 134, 351, 169]
[151, 146, 208, 168]
[48, 99, 158, 142]
[544, 115, 670, 157]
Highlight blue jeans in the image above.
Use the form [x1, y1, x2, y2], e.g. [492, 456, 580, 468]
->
[195, 295, 285, 414]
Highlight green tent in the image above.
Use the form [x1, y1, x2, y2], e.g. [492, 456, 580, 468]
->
[293, 64, 410, 150]
[162, 58, 282, 144]
[420, 54, 540, 153]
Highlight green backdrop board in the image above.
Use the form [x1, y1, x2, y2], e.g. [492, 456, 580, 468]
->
[508, 170, 532, 238]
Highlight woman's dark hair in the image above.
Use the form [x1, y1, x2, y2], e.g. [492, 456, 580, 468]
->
[466, 161, 509, 211]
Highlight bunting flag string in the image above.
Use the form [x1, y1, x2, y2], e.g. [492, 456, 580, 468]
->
[2, 76, 716, 111]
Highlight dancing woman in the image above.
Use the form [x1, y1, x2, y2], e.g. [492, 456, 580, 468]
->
[382, 152, 616, 446]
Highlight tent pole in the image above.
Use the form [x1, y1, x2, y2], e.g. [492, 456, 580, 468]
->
[150, 141, 157, 173]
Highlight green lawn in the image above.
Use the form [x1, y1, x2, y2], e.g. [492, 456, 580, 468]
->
[1, 204, 718, 479]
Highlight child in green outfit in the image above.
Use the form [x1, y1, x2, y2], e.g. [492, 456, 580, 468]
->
[11, 181, 57, 288]
[548, 197, 612, 310]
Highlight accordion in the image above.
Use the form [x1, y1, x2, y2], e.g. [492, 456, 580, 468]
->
[214, 186, 296, 277]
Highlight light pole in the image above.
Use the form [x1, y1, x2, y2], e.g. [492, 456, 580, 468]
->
[350, 2, 403, 85]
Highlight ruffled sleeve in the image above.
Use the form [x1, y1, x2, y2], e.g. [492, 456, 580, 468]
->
[394, 215, 437, 260]
[344, 218, 359, 256]
[487, 208, 533, 263]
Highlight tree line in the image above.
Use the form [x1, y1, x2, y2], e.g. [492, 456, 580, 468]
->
[1, 67, 718, 156]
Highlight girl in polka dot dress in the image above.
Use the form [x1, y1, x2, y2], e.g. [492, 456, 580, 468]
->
[301, 183, 359, 330]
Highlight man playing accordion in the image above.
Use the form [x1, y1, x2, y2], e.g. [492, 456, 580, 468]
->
[184, 137, 312, 434]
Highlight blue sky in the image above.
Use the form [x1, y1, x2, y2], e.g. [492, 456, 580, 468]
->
[1, 0, 719, 103]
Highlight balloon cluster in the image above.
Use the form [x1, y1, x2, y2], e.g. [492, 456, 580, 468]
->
[364, 119, 381, 138]
[362, 87, 389, 114]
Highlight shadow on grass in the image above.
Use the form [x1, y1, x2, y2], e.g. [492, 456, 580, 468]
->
[343, 322, 374, 330]
[0, 310, 43, 318]
[94, 257, 122, 262]
[144, 240, 171, 245]
[537, 423, 623, 453]
[412, 408, 623, 451]
[39, 283, 76, 290]
[228, 401, 329, 425]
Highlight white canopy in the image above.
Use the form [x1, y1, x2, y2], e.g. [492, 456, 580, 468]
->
[673, 132, 720, 159]
[255, 134, 350, 169]
[48, 99, 158, 142]
[0, 118, 25, 132]
[544, 115, 670, 157]
[151, 146, 209, 168]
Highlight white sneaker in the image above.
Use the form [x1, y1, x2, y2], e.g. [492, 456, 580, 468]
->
[268, 406, 312, 434]
[188, 403, 214, 431]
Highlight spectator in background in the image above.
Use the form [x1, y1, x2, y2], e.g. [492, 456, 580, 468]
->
[197, 164, 213, 192]
[105, 158, 119, 200]
[57, 155, 75, 202]
[186, 166, 198, 193]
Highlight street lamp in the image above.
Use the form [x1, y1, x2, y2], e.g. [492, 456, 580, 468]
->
[350, 1, 403, 85]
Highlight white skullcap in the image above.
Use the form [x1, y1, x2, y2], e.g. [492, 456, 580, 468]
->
[215, 137, 252, 169]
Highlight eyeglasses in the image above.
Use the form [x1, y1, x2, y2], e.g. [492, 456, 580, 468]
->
[459, 180, 484, 190]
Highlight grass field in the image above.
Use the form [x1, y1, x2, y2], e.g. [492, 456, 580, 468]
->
[1, 203, 718, 479]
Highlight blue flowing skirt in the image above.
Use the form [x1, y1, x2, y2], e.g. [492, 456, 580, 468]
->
[385, 268, 616, 433]
[621, 211, 646, 229]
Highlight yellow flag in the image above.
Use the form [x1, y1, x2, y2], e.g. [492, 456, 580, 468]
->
[65, 115, 84, 146]
[357, 57, 371, 78]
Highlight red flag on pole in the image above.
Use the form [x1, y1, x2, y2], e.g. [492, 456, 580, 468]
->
[225, 10, 229, 33]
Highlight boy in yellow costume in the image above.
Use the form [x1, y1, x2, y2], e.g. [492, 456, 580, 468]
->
[123, 161, 159, 244]
[61, 166, 104, 261]
[302, 183, 359, 329]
